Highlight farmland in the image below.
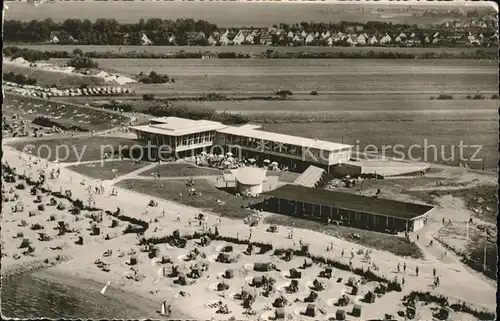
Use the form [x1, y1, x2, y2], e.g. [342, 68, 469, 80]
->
[11, 44, 499, 56]
[81, 58, 498, 94]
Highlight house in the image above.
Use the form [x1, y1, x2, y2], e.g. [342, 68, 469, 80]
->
[287, 31, 294, 39]
[379, 33, 392, 44]
[49, 31, 60, 43]
[245, 32, 255, 44]
[432, 36, 440, 44]
[219, 30, 237, 45]
[423, 35, 431, 44]
[356, 34, 366, 45]
[305, 33, 315, 44]
[167, 33, 176, 45]
[141, 33, 152, 46]
[233, 30, 248, 45]
[292, 34, 303, 43]
[68, 35, 78, 43]
[259, 31, 272, 45]
[122, 33, 131, 45]
[321, 31, 330, 39]
[331, 33, 341, 43]
[467, 33, 480, 45]
[326, 37, 333, 47]
[207, 32, 220, 46]
[368, 35, 378, 45]
[394, 32, 407, 43]
[301, 30, 307, 37]
[186, 31, 206, 45]
[314, 31, 320, 39]
[346, 35, 356, 46]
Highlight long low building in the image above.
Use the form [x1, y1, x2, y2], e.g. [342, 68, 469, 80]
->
[132, 117, 353, 173]
[260, 184, 433, 233]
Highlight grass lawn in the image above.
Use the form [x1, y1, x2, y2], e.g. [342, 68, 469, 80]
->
[138, 163, 222, 177]
[66, 159, 150, 180]
[264, 214, 424, 259]
[9, 136, 140, 163]
[116, 178, 254, 219]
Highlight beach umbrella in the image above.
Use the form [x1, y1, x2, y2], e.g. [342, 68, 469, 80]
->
[271, 161, 278, 166]
[223, 161, 231, 165]
[226, 152, 233, 157]
[248, 158, 256, 163]
[263, 159, 270, 163]
[201, 151, 207, 155]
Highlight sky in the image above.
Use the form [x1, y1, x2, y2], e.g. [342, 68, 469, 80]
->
[4, 1, 497, 27]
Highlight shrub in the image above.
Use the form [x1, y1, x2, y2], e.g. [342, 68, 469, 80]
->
[491, 94, 499, 100]
[72, 48, 84, 57]
[67, 56, 99, 69]
[472, 94, 485, 100]
[310, 90, 318, 96]
[276, 90, 293, 98]
[436, 94, 454, 100]
[143, 94, 155, 101]
[139, 71, 170, 84]
[3, 72, 37, 85]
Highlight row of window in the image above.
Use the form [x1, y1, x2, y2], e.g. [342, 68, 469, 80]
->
[137, 131, 215, 147]
[225, 134, 326, 158]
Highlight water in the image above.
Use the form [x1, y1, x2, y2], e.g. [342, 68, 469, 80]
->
[1, 273, 159, 319]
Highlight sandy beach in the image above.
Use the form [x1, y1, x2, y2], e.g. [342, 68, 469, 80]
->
[1, 142, 496, 320]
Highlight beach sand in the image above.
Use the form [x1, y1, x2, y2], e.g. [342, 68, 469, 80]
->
[1, 144, 496, 320]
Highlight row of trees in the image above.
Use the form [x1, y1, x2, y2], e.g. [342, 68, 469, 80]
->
[6, 18, 496, 46]
[4, 46, 497, 63]
[4, 18, 218, 45]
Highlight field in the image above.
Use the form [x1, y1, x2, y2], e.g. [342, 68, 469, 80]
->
[138, 163, 222, 178]
[2, 63, 105, 88]
[12, 44, 499, 56]
[84, 59, 497, 94]
[116, 178, 252, 219]
[8, 136, 140, 163]
[4, 1, 478, 26]
[3, 94, 131, 132]
[66, 160, 150, 180]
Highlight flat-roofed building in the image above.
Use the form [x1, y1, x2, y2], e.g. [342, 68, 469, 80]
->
[131, 117, 353, 172]
[215, 125, 352, 173]
[132, 117, 226, 159]
[260, 184, 433, 233]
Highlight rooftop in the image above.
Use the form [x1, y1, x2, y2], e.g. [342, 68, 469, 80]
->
[217, 126, 352, 152]
[262, 184, 433, 220]
[231, 167, 267, 185]
[133, 117, 226, 136]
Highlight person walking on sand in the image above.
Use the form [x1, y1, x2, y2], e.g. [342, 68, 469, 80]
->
[416, 234, 419, 241]
[415, 266, 419, 277]
[397, 263, 400, 273]
[403, 262, 406, 274]
[341, 249, 344, 258]
[176, 214, 180, 222]
[433, 268, 436, 277]
[402, 277, 405, 286]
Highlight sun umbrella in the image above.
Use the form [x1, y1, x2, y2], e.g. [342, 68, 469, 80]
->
[248, 158, 256, 163]
[263, 159, 270, 163]
[223, 161, 231, 165]
[271, 161, 278, 166]
[226, 152, 233, 157]
[201, 151, 207, 155]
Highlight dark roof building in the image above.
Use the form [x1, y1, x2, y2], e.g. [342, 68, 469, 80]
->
[261, 184, 433, 233]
